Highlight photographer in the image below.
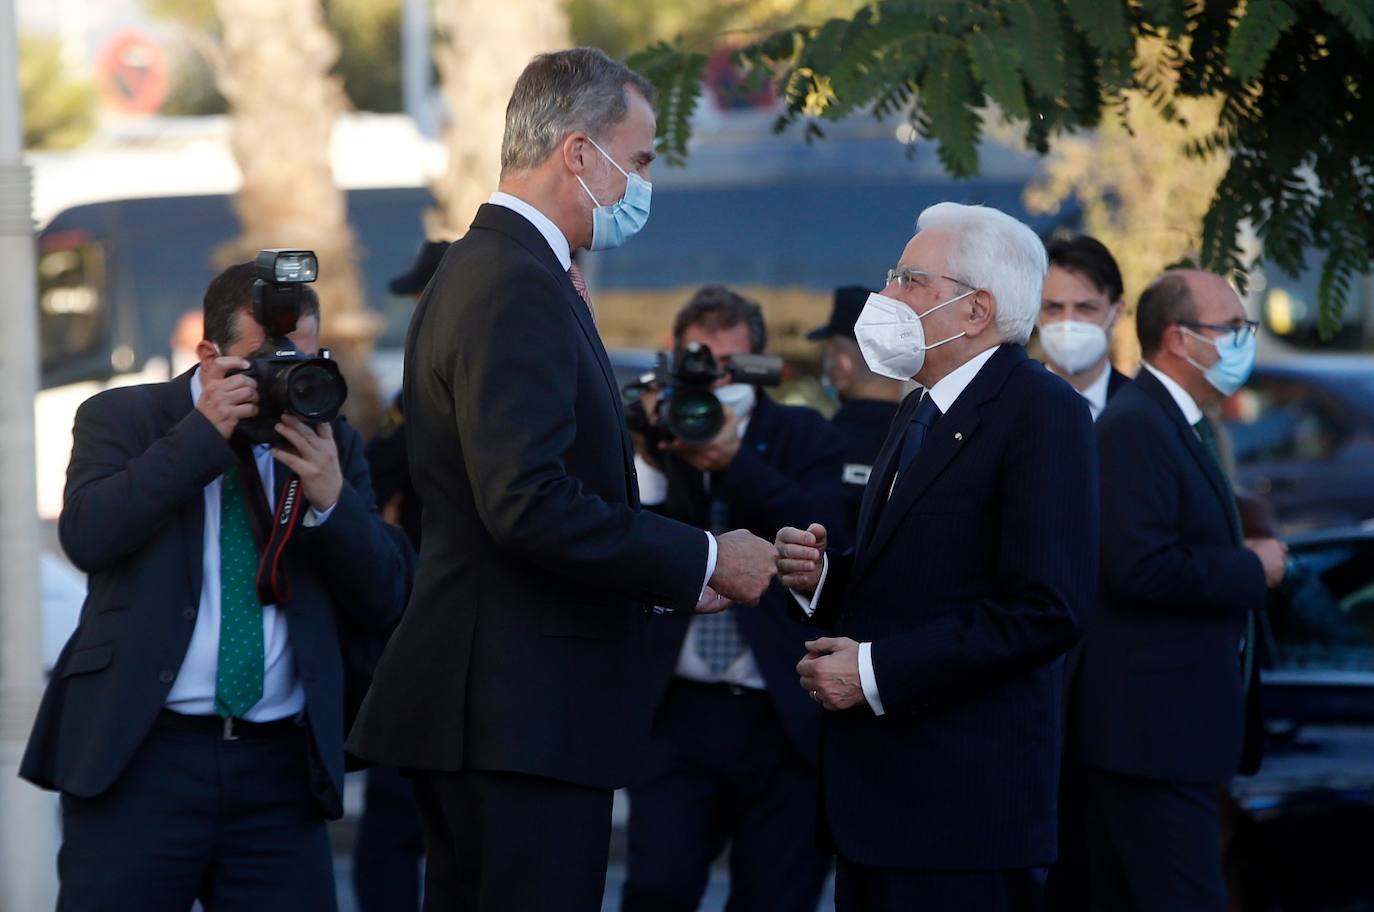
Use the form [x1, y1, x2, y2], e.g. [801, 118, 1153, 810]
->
[623, 286, 848, 912]
[21, 261, 410, 910]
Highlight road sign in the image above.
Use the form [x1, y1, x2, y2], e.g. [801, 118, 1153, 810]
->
[96, 30, 170, 117]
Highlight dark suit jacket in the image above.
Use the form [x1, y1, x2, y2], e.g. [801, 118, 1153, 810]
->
[1106, 366, 1129, 400]
[21, 371, 410, 818]
[1072, 368, 1267, 785]
[347, 204, 708, 791]
[830, 398, 901, 543]
[642, 394, 848, 766]
[804, 344, 1097, 870]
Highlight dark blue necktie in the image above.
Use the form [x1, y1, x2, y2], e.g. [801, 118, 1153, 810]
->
[897, 393, 942, 478]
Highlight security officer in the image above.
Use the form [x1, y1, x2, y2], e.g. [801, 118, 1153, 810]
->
[806, 285, 905, 540]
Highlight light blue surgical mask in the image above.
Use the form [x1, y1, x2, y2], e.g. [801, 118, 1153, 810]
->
[1182, 326, 1257, 396]
[577, 137, 652, 251]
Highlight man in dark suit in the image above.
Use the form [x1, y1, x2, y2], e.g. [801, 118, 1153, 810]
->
[1037, 235, 1130, 420]
[1037, 233, 1130, 911]
[808, 285, 906, 540]
[350, 240, 450, 912]
[21, 263, 411, 910]
[775, 202, 1099, 911]
[345, 48, 778, 912]
[622, 286, 847, 912]
[1071, 270, 1286, 911]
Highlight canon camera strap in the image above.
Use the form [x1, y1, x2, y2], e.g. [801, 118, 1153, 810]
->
[231, 445, 306, 606]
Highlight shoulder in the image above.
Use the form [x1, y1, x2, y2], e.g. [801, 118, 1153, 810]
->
[1004, 356, 1091, 424]
[76, 379, 173, 422]
[762, 398, 844, 444]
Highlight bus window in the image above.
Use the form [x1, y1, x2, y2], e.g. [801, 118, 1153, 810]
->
[39, 233, 111, 388]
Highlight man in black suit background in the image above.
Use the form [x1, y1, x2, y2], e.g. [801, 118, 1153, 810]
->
[22, 263, 411, 910]
[346, 48, 778, 912]
[622, 286, 847, 912]
[808, 285, 906, 539]
[1072, 270, 1286, 911]
[776, 202, 1099, 911]
[1037, 235, 1130, 420]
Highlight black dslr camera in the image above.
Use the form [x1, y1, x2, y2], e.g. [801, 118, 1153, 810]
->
[624, 342, 783, 446]
[231, 249, 349, 446]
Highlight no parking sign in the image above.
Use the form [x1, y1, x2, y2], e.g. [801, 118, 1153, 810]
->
[96, 29, 170, 116]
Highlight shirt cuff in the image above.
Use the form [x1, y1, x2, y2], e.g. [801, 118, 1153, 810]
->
[789, 554, 829, 617]
[304, 503, 336, 527]
[700, 531, 718, 598]
[858, 641, 885, 716]
[635, 454, 668, 505]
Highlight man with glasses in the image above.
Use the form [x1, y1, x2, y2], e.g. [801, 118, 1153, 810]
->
[1071, 270, 1284, 911]
[774, 202, 1099, 911]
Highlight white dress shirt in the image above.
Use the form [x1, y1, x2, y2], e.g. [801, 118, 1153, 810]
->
[795, 345, 1003, 716]
[168, 370, 335, 720]
[1142, 361, 1203, 425]
[487, 191, 718, 592]
[1080, 362, 1112, 421]
[636, 417, 765, 689]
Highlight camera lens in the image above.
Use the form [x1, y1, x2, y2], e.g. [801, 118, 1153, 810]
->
[666, 389, 723, 443]
[284, 361, 346, 420]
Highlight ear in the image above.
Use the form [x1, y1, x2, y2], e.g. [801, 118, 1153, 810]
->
[195, 339, 220, 365]
[965, 289, 997, 336]
[562, 132, 591, 176]
[1104, 301, 1123, 333]
[1162, 323, 1192, 361]
[834, 349, 854, 382]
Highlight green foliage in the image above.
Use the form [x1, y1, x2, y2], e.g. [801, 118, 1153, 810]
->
[20, 33, 97, 150]
[634, 0, 1374, 339]
[626, 42, 707, 166]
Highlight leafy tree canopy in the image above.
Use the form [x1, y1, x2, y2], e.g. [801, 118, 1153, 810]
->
[632, 0, 1374, 337]
[20, 33, 97, 150]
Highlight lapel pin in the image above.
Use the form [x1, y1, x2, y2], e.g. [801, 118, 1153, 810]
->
[954, 432, 964, 441]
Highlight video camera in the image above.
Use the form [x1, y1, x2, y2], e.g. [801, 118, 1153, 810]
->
[231, 249, 349, 446]
[624, 342, 783, 446]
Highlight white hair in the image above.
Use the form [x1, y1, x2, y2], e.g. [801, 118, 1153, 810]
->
[915, 202, 1047, 345]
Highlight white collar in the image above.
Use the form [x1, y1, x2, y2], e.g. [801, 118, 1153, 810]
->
[1081, 363, 1112, 421]
[488, 191, 572, 271]
[1142, 361, 1203, 425]
[923, 345, 1001, 415]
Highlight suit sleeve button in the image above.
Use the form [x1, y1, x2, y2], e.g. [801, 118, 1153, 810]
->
[158, 670, 175, 684]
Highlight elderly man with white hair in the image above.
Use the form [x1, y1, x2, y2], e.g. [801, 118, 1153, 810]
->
[775, 202, 1100, 911]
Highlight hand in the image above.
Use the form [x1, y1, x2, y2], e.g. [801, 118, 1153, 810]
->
[270, 416, 344, 513]
[694, 585, 730, 614]
[664, 407, 742, 473]
[1246, 537, 1289, 588]
[797, 637, 865, 711]
[708, 529, 777, 605]
[776, 524, 827, 595]
[195, 356, 257, 439]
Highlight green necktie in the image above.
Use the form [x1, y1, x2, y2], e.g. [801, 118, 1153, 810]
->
[215, 465, 265, 719]
[1193, 417, 1257, 691]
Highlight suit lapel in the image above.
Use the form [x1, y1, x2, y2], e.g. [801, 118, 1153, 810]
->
[470, 204, 637, 499]
[854, 391, 918, 558]
[163, 372, 207, 600]
[1133, 370, 1240, 541]
[854, 345, 1022, 581]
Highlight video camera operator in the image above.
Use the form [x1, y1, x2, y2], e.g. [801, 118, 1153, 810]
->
[622, 285, 848, 912]
[21, 257, 411, 910]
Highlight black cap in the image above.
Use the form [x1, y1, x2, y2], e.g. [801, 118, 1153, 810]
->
[388, 240, 451, 296]
[807, 286, 875, 341]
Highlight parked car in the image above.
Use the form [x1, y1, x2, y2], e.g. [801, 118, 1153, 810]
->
[1226, 524, 1374, 910]
[1224, 356, 1374, 533]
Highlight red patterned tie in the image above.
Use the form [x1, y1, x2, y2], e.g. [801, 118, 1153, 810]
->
[568, 263, 596, 324]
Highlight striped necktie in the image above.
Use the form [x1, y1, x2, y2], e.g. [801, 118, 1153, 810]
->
[568, 263, 596, 323]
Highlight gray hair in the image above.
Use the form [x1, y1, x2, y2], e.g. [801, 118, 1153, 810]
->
[916, 202, 1047, 345]
[500, 48, 657, 176]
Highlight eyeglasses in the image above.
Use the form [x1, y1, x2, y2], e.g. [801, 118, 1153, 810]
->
[885, 267, 976, 294]
[1178, 319, 1259, 348]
